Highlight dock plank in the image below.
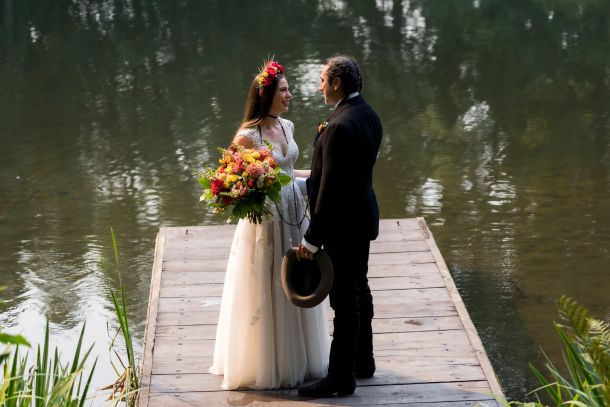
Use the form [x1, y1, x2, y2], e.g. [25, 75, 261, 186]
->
[153, 315, 464, 341]
[151, 353, 481, 375]
[150, 358, 487, 392]
[139, 218, 504, 407]
[148, 381, 494, 406]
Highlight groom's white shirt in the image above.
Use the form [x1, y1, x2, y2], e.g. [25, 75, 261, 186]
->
[301, 92, 360, 253]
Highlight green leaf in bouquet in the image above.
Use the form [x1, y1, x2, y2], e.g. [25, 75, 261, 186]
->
[198, 176, 211, 189]
[267, 183, 281, 203]
[230, 194, 270, 224]
[278, 172, 292, 186]
[232, 200, 248, 219]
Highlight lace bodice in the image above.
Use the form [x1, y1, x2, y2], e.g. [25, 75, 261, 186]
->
[236, 118, 298, 175]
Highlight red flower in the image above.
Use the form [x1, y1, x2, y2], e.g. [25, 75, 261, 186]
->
[269, 61, 284, 74]
[211, 179, 225, 195]
[221, 196, 234, 206]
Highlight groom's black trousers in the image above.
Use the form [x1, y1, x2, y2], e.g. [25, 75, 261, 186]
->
[324, 238, 374, 383]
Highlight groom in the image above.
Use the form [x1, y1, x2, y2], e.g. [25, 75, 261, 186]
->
[297, 55, 383, 397]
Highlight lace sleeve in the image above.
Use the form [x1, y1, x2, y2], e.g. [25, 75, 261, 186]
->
[281, 118, 295, 142]
[235, 126, 263, 149]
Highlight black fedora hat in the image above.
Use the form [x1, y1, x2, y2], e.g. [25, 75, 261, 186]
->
[281, 247, 334, 308]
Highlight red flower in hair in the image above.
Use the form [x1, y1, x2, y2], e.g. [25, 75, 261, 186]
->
[257, 60, 285, 94]
[269, 61, 284, 73]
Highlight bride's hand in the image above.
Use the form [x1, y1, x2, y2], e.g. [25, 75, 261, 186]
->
[296, 244, 314, 261]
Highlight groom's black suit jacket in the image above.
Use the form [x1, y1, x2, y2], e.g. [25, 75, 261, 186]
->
[305, 95, 383, 247]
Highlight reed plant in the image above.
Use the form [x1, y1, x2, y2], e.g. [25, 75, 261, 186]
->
[0, 321, 97, 407]
[100, 228, 140, 407]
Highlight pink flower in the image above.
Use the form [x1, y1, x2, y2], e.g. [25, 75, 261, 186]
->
[246, 163, 264, 179]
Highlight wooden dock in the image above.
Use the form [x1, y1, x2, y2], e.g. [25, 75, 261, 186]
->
[139, 218, 505, 407]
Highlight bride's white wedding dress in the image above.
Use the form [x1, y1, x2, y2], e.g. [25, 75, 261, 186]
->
[209, 118, 330, 390]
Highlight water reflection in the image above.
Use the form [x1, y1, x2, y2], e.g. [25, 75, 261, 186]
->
[292, 60, 324, 105]
[2, 0, 610, 401]
[400, 2, 436, 63]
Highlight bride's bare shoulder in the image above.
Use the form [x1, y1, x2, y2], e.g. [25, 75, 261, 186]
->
[233, 126, 258, 148]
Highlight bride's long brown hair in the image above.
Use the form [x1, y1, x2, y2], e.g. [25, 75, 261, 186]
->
[238, 60, 284, 131]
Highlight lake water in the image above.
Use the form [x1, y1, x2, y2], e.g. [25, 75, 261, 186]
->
[1, 0, 609, 401]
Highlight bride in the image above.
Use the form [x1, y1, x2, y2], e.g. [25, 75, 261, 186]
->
[209, 60, 330, 390]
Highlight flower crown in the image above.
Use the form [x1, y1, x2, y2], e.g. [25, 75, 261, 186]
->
[257, 61, 285, 96]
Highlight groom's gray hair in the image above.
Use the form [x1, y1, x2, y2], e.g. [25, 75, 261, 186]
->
[325, 55, 362, 95]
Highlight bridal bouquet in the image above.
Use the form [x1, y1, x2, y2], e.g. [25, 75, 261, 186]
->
[197, 143, 291, 224]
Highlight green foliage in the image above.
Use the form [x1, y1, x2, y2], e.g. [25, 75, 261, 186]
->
[501, 296, 610, 407]
[0, 321, 97, 407]
[231, 193, 270, 224]
[197, 173, 211, 190]
[0, 336, 29, 348]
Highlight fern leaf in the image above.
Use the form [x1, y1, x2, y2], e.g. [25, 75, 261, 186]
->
[557, 295, 590, 339]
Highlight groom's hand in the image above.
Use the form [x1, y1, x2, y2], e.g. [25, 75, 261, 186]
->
[296, 244, 314, 261]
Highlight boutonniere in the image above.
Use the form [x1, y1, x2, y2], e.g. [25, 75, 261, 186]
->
[317, 121, 328, 134]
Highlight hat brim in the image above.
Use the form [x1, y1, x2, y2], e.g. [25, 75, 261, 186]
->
[281, 247, 334, 308]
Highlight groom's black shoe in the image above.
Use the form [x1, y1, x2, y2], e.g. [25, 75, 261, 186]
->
[355, 359, 376, 379]
[298, 376, 356, 398]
